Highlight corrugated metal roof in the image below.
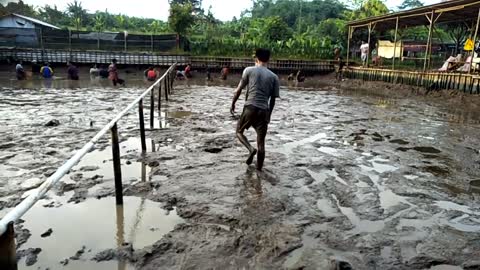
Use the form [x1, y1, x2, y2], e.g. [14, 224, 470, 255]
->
[348, 0, 480, 31]
[7, 13, 60, 29]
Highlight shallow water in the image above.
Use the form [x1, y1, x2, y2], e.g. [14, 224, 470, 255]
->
[1, 70, 480, 269]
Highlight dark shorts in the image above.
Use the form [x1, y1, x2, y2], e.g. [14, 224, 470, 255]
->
[112, 78, 125, 86]
[237, 105, 269, 138]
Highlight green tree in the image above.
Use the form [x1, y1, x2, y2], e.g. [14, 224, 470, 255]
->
[316, 18, 346, 46]
[169, 0, 203, 14]
[250, 0, 346, 29]
[0, 0, 37, 17]
[398, 0, 423, 10]
[443, 23, 469, 55]
[168, 3, 195, 35]
[93, 14, 105, 32]
[115, 15, 128, 30]
[346, 0, 389, 20]
[67, 0, 88, 31]
[39, 5, 67, 26]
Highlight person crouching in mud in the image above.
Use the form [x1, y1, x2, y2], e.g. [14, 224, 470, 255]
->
[230, 48, 280, 171]
[108, 59, 125, 86]
[145, 66, 158, 82]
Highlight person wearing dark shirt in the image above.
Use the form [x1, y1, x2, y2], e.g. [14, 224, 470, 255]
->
[99, 65, 109, 78]
[31, 60, 41, 73]
[67, 62, 79, 80]
[296, 70, 305, 82]
[206, 67, 211, 81]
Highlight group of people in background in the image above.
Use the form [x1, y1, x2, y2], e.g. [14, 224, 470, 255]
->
[175, 64, 230, 81]
[15, 59, 125, 86]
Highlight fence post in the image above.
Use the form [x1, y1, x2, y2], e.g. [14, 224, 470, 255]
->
[0, 222, 17, 270]
[158, 84, 162, 111]
[110, 123, 123, 205]
[138, 99, 147, 152]
[164, 78, 169, 101]
[150, 88, 154, 129]
[39, 28, 44, 62]
[124, 32, 127, 52]
[68, 29, 72, 52]
[151, 34, 154, 52]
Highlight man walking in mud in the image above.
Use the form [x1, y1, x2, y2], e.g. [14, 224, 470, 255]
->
[230, 48, 280, 171]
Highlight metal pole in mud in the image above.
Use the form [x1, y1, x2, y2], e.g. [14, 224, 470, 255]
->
[367, 23, 372, 67]
[115, 205, 126, 270]
[469, 8, 480, 74]
[158, 84, 162, 112]
[68, 29, 72, 52]
[392, 17, 399, 71]
[150, 87, 155, 129]
[164, 78, 169, 101]
[0, 222, 17, 270]
[346, 26, 351, 67]
[424, 11, 434, 72]
[111, 123, 123, 205]
[138, 99, 147, 153]
[138, 100, 147, 152]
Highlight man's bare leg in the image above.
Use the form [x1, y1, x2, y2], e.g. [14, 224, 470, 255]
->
[236, 131, 257, 165]
[256, 132, 266, 171]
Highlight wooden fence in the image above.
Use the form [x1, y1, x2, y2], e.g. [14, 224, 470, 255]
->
[345, 67, 480, 94]
[0, 48, 335, 73]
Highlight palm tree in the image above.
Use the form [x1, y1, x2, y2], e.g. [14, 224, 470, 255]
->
[67, 0, 87, 32]
[149, 20, 161, 34]
[116, 15, 127, 31]
[94, 15, 105, 49]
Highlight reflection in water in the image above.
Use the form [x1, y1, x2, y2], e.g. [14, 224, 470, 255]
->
[141, 161, 147, 182]
[16, 196, 184, 270]
[116, 204, 126, 270]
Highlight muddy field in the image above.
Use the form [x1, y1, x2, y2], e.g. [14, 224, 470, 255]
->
[1, 69, 480, 270]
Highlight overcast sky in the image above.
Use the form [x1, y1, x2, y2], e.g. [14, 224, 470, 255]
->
[16, 0, 442, 21]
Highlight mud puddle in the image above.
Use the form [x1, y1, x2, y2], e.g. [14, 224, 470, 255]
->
[12, 196, 183, 270]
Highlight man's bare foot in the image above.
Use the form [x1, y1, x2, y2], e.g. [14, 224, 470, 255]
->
[246, 149, 257, 165]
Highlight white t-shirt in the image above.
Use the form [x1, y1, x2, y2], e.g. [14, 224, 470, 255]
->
[360, 44, 369, 56]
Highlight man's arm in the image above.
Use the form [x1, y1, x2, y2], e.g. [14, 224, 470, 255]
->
[230, 80, 246, 115]
[268, 76, 280, 122]
[230, 69, 249, 115]
[269, 97, 276, 112]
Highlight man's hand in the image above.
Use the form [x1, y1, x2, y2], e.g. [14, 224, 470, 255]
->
[230, 103, 236, 116]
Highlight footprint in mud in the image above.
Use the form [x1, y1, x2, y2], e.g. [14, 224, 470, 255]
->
[389, 139, 410, 145]
[396, 146, 441, 154]
[371, 132, 384, 142]
[469, 179, 480, 193]
[413, 146, 442, 154]
[424, 165, 450, 176]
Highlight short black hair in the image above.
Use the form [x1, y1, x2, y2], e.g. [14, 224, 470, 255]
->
[255, 48, 271, 62]
[112, 58, 117, 63]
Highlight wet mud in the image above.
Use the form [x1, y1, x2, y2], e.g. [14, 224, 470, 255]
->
[1, 71, 480, 269]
